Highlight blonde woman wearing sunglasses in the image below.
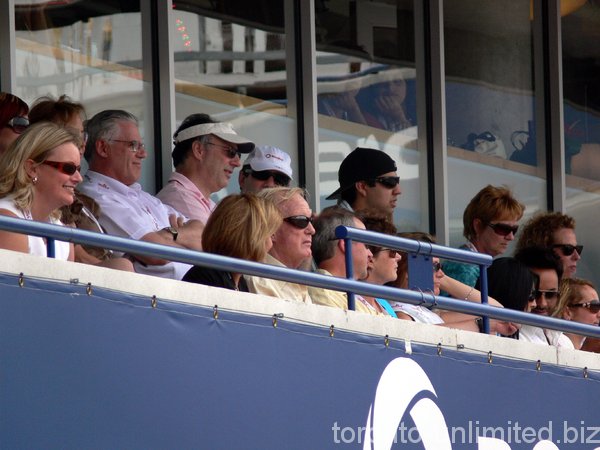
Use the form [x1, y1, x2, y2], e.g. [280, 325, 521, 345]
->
[0, 122, 82, 260]
[557, 278, 600, 350]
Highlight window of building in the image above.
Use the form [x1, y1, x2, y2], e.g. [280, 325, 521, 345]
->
[444, 0, 544, 251]
[315, 0, 422, 230]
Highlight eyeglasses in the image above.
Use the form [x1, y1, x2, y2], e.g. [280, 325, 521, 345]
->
[244, 168, 290, 186]
[569, 301, 600, 313]
[368, 246, 398, 258]
[532, 289, 559, 301]
[487, 222, 519, 237]
[283, 215, 313, 229]
[552, 244, 583, 257]
[6, 116, 29, 134]
[368, 176, 400, 189]
[41, 160, 81, 176]
[206, 141, 241, 159]
[109, 139, 145, 153]
[433, 261, 443, 272]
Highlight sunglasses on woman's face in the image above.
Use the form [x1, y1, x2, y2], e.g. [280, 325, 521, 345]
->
[6, 116, 29, 134]
[486, 222, 518, 237]
[569, 301, 600, 313]
[552, 244, 583, 257]
[41, 160, 81, 176]
[367, 246, 398, 258]
[283, 215, 313, 229]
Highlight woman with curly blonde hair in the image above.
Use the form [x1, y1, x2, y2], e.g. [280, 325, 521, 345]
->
[183, 193, 282, 291]
[0, 121, 83, 260]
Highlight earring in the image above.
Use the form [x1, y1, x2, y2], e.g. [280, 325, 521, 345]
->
[32, 177, 38, 185]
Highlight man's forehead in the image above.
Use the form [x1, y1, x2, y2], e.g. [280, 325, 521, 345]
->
[280, 193, 310, 214]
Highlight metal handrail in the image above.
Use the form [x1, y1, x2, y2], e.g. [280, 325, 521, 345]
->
[335, 225, 493, 332]
[0, 214, 598, 339]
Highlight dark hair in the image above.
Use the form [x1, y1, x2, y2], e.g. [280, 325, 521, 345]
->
[84, 109, 138, 162]
[477, 257, 537, 312]
[514, 246, 564, 280]
[387, 231, 435, 289]
[172, 113, 215, 167]
[29, 94, 85, 126]
[311, 206, 357, 265]
[0, 92, 29, 128]
[357, 210, 397, 253]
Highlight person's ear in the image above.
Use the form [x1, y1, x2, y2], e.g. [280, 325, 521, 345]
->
[96, 138, 110, 158]
[24, 158, 38, 181]
[192, 139, 205, 160]
[355, 180, 369, 197]
[473, 218, 485, 235]
[563, 307, 573, 321]
[337, 238, 346, 254]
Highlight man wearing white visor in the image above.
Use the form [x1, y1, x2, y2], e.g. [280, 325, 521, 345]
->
[157, 113, 254, 224]
[238, 145, 293, 193]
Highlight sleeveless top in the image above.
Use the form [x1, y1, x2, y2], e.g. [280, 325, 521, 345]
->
[0, 195, 70, 260]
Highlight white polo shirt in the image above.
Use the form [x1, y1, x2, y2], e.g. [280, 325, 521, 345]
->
[78, 171, 192, 280]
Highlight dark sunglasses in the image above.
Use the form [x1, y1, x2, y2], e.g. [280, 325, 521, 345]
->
[244, 168, 290, 186]
[569, 301, 600, 313]
[41, 160, 81, 176]
[368, 176, 400, 189]
[284, 215, 313, 229]
[487, 222, 519, 237]
[532, 289, 559, 301]
[433, 261, 442, 272]
[6, 116, 29, 134]
[368, 246, 398, 258]
[552, 244, 583, 257]
[205, 141, 240, 159]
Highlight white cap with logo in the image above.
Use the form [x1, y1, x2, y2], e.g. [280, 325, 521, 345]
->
[243, 145, 293, 179]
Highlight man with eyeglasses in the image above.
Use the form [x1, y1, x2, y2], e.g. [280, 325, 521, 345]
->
[157, 113, 254, 223]
[238, 145, 293, 193]
[515, 246, 573, 348]
[516, 211, 582, 279]
[326, 147, 401, 218]
[245, 187, 314, 304]
[78, 109, 205, 280]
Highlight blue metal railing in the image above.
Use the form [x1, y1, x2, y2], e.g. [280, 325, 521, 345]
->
[335, 225, 493, 333]
[0, 214, 599, 339]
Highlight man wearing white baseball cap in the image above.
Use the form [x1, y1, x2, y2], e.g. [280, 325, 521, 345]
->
[238, 145, 293, 193]
[157, 113, 254, 223]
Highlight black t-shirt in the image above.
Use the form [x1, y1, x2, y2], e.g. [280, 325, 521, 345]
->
[183, 266, 248, 292]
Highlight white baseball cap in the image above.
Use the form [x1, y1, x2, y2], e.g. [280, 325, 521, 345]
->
[243, 145, 293, 179]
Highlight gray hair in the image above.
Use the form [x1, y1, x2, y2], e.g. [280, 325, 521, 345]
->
[311, 206, 357, 265]
[84, 109, 138, 162]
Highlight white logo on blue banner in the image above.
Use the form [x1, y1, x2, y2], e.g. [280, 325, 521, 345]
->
[362, 357, 452, 450]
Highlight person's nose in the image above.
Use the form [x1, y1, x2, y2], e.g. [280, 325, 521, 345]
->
[306, 222, 316, 235]
[73, 169, 83, 184]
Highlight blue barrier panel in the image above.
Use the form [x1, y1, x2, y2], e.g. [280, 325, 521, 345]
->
[1, 274, 599, 449]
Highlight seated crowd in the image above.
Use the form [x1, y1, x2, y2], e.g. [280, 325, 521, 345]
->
[0, 91, 598, 353]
